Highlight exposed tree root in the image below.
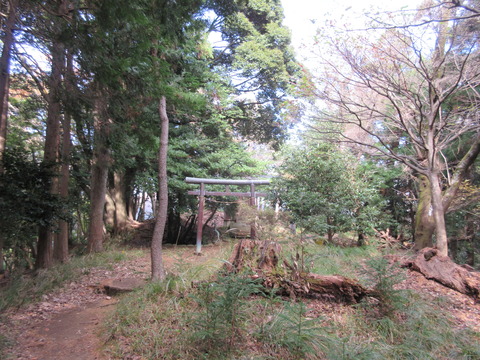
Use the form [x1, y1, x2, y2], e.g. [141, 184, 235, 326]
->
[403, 247, 480, 300]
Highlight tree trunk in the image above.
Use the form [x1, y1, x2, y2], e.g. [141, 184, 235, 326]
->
[327, 217, 334, 243]
[429, 171, 448, 257]
[36, 36, 65, 269]
[87, 85, 110, 253]
[0, 0, 17, 168]
[357, 232, 365, 247]
[54, 110, 71, 263]
[150, 192, 157, 217]
[113, 170, 128, 233]
[414, 175, 435, 250]
[104, 190, 115, 231]
[414, 137, 480, 252]
[54, 51, 74, 263]
[137, 191, 146, 221]
[0, 0, 17, 273]
[125, 168, 135, 221]
[151, 96, 168, 281]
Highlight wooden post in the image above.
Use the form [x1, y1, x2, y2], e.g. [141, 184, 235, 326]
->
[250, 183, 256, 239]
[196, 182, 205, 255]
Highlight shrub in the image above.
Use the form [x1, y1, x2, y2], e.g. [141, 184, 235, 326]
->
[189, 271, 263, 357]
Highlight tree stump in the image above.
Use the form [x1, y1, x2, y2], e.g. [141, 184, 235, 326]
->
[224, 239, 281, 273]
[224, 239, 369, 304]
[403, 247, 480, 300]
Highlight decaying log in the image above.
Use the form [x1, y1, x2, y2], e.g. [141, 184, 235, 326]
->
[403, 247, 480, 300]
[268, 272, 369, 304]
[224, 239, 369, 304]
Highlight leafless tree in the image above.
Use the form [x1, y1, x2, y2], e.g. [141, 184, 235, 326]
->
[309, 5, 480, 256]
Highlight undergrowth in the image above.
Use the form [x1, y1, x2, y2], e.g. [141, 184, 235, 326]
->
[105, 244, 480, 360]
[3, 238, 477, 360]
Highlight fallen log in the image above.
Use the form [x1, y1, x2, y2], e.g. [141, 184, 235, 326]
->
[403, 247, 480, 300]
[224, 239, 369, 304]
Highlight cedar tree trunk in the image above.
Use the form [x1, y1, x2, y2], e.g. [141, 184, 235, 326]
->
[36, 37, 64, 269]
[104, 190, 115, 230]
[113, 170, 128, 233]
[0, 0, 17, 272]
[54, 51, 74, 263]
[87, 87, 110, 253]
[54, 108, 71, 262]
[151, 96, 168, 281]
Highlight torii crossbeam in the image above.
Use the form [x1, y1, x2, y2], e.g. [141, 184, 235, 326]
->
[185, 177, 270, 254]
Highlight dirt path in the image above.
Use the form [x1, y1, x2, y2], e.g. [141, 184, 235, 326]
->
[3, 244, 228, 360]
[14, 298, 116, 360]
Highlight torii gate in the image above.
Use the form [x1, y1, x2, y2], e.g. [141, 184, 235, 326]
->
[185, 177, 270, 254]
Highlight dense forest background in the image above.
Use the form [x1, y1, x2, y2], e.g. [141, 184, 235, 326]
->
[0, 0, 479, 276]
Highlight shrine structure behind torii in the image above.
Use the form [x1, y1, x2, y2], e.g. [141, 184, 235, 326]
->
[185, 177, 270, 254]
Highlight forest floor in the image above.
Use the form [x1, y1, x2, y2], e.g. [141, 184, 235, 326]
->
[2, 243, 480, 359]
[1, 244, 225, 360]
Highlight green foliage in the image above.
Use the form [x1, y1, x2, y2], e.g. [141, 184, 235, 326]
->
[275, 142, 391, 242]
[7, 75, 46, 155]
[359, 257, 409, 319]
[189, 271, 264, 356]
[0, 148, 67, 270]
[256, 300, 327, 358]
[207, 0, 301, 145]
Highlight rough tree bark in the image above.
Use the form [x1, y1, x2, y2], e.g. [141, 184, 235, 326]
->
[87, 85, 110, 253]
[414, 175, 435, 250]
[36, 36, 65, 269]
[414, 137, 480, 253]
[429, 170, 449, 257]
[113, 170, 129, 233]
[54, 50, 74, 263]
[104, 191, 115, 230]
[0, 0, 17, 165]
[54, 104, 71, 262]
[151, 96, 169, 281]
[0, 0, 18, 273]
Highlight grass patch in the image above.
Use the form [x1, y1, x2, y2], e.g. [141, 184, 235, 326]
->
[306, 243, 380, 277]
[105, 243, 480, 360]
[0, 331, 13, 360]
[324, 293, 480, 359]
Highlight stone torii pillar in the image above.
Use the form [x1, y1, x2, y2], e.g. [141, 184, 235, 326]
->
[185, 177, 270, 254]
